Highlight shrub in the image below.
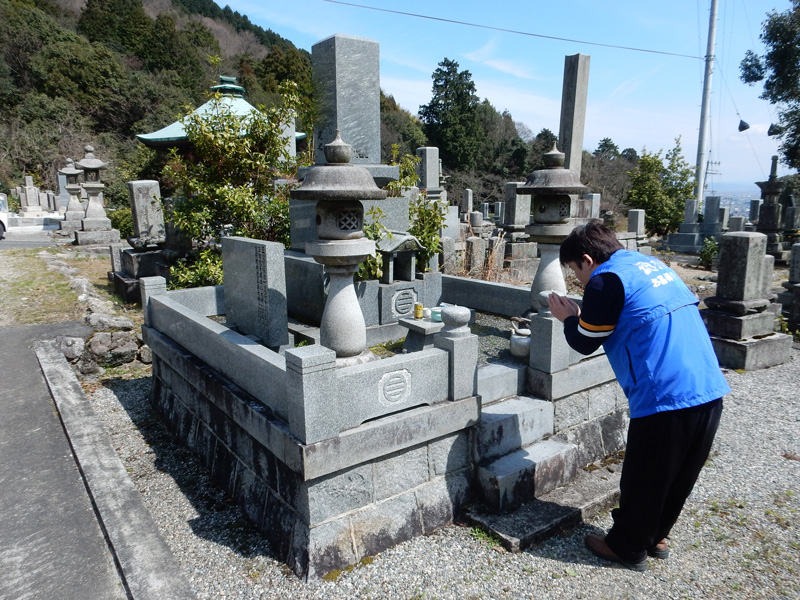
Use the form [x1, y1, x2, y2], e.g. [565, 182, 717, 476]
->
[108, 206, 133, 238]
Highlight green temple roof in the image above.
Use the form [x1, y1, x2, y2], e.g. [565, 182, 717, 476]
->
[136, 77, 252, 148]
[136, 76, 305, 148]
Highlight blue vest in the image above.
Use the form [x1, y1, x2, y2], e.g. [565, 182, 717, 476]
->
[592, 250, 730, 418]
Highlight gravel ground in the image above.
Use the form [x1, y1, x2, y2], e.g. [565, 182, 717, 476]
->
[86, 344, 800, 600]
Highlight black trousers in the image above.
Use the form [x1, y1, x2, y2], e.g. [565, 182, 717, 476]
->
[604, 398, 723, 562]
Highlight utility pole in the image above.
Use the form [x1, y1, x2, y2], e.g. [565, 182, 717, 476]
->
[694, 0, 718, 210]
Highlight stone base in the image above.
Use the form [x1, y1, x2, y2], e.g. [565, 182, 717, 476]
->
[527, 354, 616, 400]
[58, 220, 83, 235]
[121, 248, 162, 278]
[75, 229, 121, 245]
[701, 309, 775, 340]
[112, 271, 142, 304]
[664, 232, 702, 253]
[146, 326, 480, 580]
[81, 217, 113, 231]
[709, 332, 792, 370]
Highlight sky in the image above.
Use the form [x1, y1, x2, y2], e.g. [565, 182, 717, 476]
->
[224, 0, 792, 195]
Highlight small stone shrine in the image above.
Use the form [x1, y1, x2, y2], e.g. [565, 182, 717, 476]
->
[701, 231, 792, 370]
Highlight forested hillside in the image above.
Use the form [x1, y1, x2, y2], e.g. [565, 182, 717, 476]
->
[0, 0, 638, 214]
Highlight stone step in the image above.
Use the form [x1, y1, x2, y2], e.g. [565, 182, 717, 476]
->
[476, 362, 526, 404]
[464, 462, 621, 552]
[476, 437, 578, 513]
[475, 395, 553, 463]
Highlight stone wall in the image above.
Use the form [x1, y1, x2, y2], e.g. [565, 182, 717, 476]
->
[145, 326, 478, 580]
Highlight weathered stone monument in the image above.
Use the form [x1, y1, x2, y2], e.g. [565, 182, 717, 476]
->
[701, 231, 792, 369]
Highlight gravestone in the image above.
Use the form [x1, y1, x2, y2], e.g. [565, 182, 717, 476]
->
[461, 189, 473, 215]
[57, 173, 70, 210]
[417, 147, 440, 191]
[559, 54, 590, 176]
[702, 196, 721, 233]
[628, 209, 645, 236]
[777, 243, 800, 313]
[728, 216, 746, 232]
[749, 199, 763, 225]
[21, 176, 42, 213]
[503, 182, 530, 233]
[702, 231, 791, 370]
[311, 34, 398, 186]
[222, 236, 289, 350]
[719, 206, 730, 230]
[127, 180, 165, 248]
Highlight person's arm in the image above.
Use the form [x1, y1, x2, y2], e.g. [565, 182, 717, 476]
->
[557, 272, 624, 355]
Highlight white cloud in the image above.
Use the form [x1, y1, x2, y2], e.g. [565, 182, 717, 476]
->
[464, 39, 540, 80]
[483, 59, 539, 80]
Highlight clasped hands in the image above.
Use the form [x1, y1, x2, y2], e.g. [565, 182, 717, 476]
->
[547, 292, 581, 323]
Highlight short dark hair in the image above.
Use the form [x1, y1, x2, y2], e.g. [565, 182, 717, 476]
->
[559, 220, 624, 265]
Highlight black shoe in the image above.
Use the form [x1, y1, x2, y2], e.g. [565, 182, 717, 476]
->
[585, 533, 648, 572]
[647, 539, 669, 559]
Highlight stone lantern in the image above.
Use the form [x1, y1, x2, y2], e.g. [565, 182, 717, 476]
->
[517, 143, 587, 307]
[58, 158, 85, 233]
[75, 145, 120, 244]
[290, 131, 387, 362]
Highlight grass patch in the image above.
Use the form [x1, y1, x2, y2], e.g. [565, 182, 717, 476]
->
[370, 338, 405, 358]
[0, 248, 87, 324]
[469, 525, 503, 548]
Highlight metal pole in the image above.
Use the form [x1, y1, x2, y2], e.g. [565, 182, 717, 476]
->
[694, 0, 718, 210]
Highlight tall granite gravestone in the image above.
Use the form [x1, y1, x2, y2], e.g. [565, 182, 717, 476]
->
[222, 236, 289, 350]
[748, 199, 763, 227]
[311, 34, 398, 186]
[290, 34, 399, 250]
[56, 172, 70, 212]
[559, 54, 590, 176]
[701, 232, 791, 370]
[461, 189, 473, 216]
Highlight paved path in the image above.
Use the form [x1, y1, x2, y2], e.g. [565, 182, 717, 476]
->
[0, 321, 127, 600]
[0, 322, 195, 600]
[0, 228, 59, 250]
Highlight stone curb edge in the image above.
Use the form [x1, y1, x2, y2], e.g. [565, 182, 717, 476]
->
[35, 341, 197, 600]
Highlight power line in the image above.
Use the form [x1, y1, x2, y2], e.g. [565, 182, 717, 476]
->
[321, 0, 704, 60]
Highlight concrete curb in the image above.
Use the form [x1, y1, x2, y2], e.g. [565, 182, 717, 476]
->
[35, 341, 197, 600]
